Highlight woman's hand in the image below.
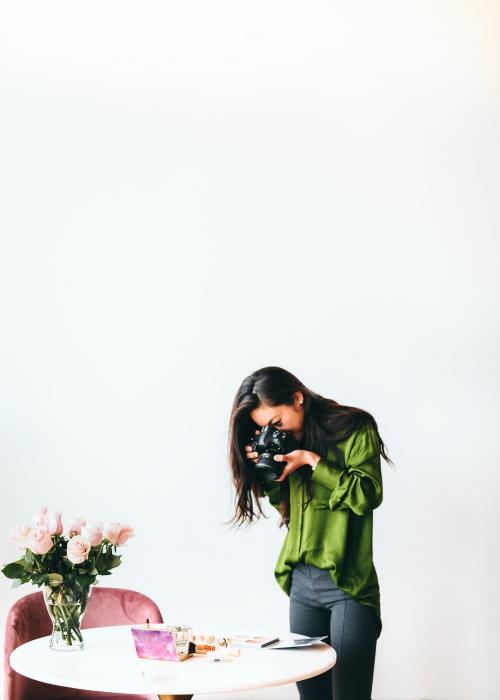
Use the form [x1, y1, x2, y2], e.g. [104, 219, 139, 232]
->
[244, 429, 261, 464]
[245, 434, 321, 483]
[274, 450, 321, 482]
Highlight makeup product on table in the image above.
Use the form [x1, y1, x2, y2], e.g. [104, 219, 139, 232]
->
[230, 634, 280, 648]
[131, 622, 195, 662]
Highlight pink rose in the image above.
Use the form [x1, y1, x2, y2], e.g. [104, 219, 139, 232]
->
[67, 535, 91, 564]
[65, 516, 86, 537]
[81, 521, 103, 547]
[34, 506, 49, 530]
[47, 510, 63, 536]
[115, 524, 134, 545]
[9, 524, 34, 549]
[103, 522, 134, 545]
[102, 522, 120, 544]
[28, 527, 54, 555]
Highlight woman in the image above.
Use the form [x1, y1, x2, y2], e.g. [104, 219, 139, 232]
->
[227, 366, 393, 700]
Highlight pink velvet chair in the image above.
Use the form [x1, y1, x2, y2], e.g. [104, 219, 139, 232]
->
[4, 587, 163, 700]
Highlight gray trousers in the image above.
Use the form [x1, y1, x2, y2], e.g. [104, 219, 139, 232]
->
[289, 563, 379, 700]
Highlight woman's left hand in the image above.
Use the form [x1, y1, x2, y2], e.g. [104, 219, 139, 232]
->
[273, 450, 319, 482]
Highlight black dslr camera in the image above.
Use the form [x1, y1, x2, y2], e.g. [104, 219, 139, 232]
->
[250, 425, 299, 483]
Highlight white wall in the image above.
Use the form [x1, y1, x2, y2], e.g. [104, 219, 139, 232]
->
[1, 2, 499, 699]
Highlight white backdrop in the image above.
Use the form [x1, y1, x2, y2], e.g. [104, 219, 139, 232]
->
[1, 2, 499, 699]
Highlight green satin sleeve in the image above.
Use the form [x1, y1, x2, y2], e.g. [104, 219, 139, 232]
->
[259, 480, 282, 512]
[311, 422, 383, 516]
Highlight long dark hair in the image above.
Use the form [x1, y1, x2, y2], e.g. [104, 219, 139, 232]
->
[227, 366, 393, 528]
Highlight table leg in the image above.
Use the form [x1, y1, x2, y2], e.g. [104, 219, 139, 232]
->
[158, 695, 193, 700]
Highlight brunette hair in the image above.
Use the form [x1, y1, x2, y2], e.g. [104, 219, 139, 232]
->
[227, 366, 393, 528]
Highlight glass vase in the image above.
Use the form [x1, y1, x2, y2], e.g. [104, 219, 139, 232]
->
[43, 583, 92, 651]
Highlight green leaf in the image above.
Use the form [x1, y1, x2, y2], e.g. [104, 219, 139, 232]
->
[31, 572, 49, 586]
[47, 573, 63, 587]
[108, 555, 122, 569]
[75, 574, 94, 588]
[25, 550, 35, 567]
[2, 562, 27, 579]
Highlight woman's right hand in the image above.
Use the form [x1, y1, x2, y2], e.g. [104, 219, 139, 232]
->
[244, 429, 260, 464]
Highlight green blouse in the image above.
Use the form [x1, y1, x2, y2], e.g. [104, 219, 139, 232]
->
[261, 420, 383, 638]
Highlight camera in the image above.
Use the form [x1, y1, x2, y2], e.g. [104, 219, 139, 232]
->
[250, 425, 299, 483]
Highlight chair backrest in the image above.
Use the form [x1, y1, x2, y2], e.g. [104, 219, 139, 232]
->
[4, 587, 163, 700]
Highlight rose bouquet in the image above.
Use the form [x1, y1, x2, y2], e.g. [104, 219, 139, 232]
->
[2, 507, 134, 651]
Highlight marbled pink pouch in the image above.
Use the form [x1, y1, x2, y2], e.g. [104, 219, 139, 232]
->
[131, 627, 180, 661]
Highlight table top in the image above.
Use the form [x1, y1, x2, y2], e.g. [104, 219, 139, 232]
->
[10, 624, 336, 696]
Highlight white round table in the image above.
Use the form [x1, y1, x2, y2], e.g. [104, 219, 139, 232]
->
[10, 624, 336, 700]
